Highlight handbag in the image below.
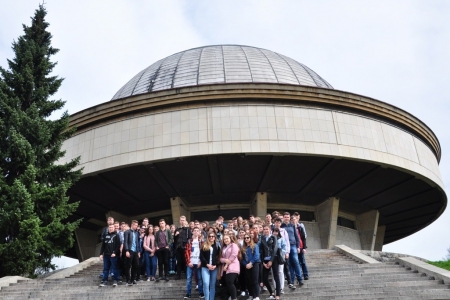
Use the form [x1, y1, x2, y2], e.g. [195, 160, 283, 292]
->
[276, 248, 286, 265]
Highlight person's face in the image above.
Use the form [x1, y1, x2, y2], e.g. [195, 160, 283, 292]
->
[107, 218, 114, 225]
[108, 224, 115, 233]
[131, 222, 138, 230]
[233, 219, 237, 226]
[170, 225, 175, 232]
[208, 233, 216, 243]
[114, 224, 119, 231]
[259, 226, 263, 233]
[189, 222, 195, 229]
[238, 217, 243, 223]
[148, 226, 153, 234]
[239, 230, 245, 238]
[193, 228, 200, 237]
[244, 224, 249, 230]
[180, 217, 186, 227]
[219, 224, 223, 230]
[263, 226, 270, 236]
[250, 216, 255, 222]
[166, 224, 170, 230]
[228, 223, 233, 229]
[202, 222, 207, 228]
[250, 231, 255, 237]
[154, 226, 159, 232]
[159, 221, 166, 228]
[274, 220, 281, 229]
[121, 224, 126, 231]
[283, 214, 290, 223]
[244, 235, 251, 245]
[194, 222, 200, 228]
[140, 227, 146, 234]
[266, 215, 271, 223]
[223, 236, 230, 245]
[224, 229, 229, 235]
[142, 219, 148, 226]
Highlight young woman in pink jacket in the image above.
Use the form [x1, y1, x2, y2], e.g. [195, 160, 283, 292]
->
[220, 234, 240, 300]
[143, 226, 156, 281]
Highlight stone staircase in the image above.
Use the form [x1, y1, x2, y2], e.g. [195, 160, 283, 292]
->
[1, 250, 449, 299]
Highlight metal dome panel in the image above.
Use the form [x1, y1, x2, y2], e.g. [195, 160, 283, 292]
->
[111, 45, 333, 100]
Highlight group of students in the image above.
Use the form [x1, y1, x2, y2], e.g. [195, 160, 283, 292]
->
[98, 211, 308, 300]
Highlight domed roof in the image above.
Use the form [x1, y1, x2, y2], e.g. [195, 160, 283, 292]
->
[112, 45, 333, 100]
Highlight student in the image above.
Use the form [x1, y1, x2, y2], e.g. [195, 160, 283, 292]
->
[184, 227, 205, 299]
[155, 219, 173, 282]
[143, 225, 156, 281]
[99, 223, 121, 287]
[259, 225, 280, 300]
[272, 227, 287, 295]
[241, 233, 261, 300]
[123, 220, 141, 286]
[220, 234, 240, 300]
[175, 215, 192, 280]
[200, 232, 220, 300]
[280, 212, 303, 288]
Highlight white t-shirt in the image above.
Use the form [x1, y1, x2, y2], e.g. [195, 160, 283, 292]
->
[190, 239, 200, 265]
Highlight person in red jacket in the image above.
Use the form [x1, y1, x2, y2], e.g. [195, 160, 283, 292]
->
[184, 227, 205, 299]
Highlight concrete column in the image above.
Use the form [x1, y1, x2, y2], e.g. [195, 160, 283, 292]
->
[251, 192, 267, 219]
[75, 228, 99, 261]
[374, 225, 386, 251]
[171, 197, 189, 227]
[356, 210, 379, 251]
[316, 197, 339, 249]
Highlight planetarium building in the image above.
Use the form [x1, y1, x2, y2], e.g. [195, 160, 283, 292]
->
[60, 45, 446, 261]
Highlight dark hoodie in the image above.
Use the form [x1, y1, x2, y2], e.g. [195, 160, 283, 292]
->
[100, 231, 121, 256]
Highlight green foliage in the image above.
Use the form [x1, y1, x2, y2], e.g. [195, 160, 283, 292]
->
[428, 260, 450, 271]
[0, 5, 82, 277]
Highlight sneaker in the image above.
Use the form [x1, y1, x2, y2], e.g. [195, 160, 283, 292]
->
[126, 281, 133, 286]
[98, 274, 103, 278]
[247, 296, 253, 300]
[133, 280, 137, 285]
[99, 281, 106, 287]
[164, 276, 169, 282]
[298, 281, 304, 286]
[241, 291, 246, 296]
[266, 296, 275, 300]
[199, 294, 205, 299]
[262, 286, 268, 291]
[113, 280, 118, 287]
[195, 285, 198, 290]
[304, 275, 309, 280]
[288, 283, 296, 289]
[155, 277, 161, 282]
[184, 294, 191, 299]
[146, 278, 150, 282]
[280, 289, 284, 294]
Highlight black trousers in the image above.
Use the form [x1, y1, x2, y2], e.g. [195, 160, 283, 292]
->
[225, 273, 238, 299]
[175, 247, 186, 276]
[245, 262, 260, 297]
[125, 250, 139, 282]
[262, 260, 281, 296]
[156, 247, 170, 277]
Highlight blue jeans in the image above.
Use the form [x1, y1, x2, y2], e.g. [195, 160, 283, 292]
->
[186, 264, 203, 296]
[169, 256, 177, 272]
[201, 266, 218, 300]
[102, 255, 119, 281]
[298, 250, 309, 277]
[144, 252, 157, 277]
[288, 245, 303, 284]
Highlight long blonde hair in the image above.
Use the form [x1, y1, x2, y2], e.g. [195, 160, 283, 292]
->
[203, 232, 216, 251]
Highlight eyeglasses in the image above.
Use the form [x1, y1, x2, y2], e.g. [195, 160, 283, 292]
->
[208, 236, 215, 238]
[244, 237, 250, 239]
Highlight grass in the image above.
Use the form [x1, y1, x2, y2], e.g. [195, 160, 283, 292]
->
[428, 260, 450, 271]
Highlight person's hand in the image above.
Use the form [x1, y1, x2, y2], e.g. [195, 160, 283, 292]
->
[297, 248, 300, 253]
[198, 262, 201, 268]
[246, 263, 252, 269]
[267, 261, 272, 268]
[285, 253, 289, 259]
[188, 263, 193, 268]
[175, 231, 179, 236]
[138, 253, 141, 258]
[126, 251, 130, 258]
[99, 255, 103, 260]
[303, 249, 306, 253]
[225, 259, 231, 264]
[111, 253, 115, 257]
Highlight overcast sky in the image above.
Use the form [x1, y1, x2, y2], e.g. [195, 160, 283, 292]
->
[1, 1, 449, 265]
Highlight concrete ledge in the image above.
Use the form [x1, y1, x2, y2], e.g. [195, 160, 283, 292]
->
[0, 276, 31, 290]
[46, 257, 99, 279]
[396, 256, 450, 284]
[335, 245, 381, 264]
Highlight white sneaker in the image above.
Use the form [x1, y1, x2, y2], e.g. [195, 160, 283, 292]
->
[266, 296, 275, 300]
[280, 289, 284, 294]
[241, 291, 246, 296]
[262, 286, 268, 291]
[247, 297, 253, 300]
[195, 285, 198, 290]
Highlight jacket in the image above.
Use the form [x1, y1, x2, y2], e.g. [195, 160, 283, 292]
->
[220, 243, 240, 274]
[200, 243, 220, 267]
[154, 229, 173, 249]
[143, 234, 156, 255]
[241, 244, 261, 266]
[295, 223, 307, 249]
[184, 237, 204, 265]
[123, 229, 142, 253]
[259, 234, 278, 263]
[281, 222, 300, 248]
[175, 226, 192, 249]
[100, 231, 121, 256]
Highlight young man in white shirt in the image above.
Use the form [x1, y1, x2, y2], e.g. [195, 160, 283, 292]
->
[184, 227, 205, 299]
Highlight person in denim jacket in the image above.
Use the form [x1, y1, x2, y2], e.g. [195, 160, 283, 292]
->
[241, 233, 261, 300]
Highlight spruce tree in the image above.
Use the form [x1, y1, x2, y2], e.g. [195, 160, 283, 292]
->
[0, 5, 82, 277]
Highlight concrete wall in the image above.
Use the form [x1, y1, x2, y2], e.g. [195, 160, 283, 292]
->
[336, 226, 362, 250]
